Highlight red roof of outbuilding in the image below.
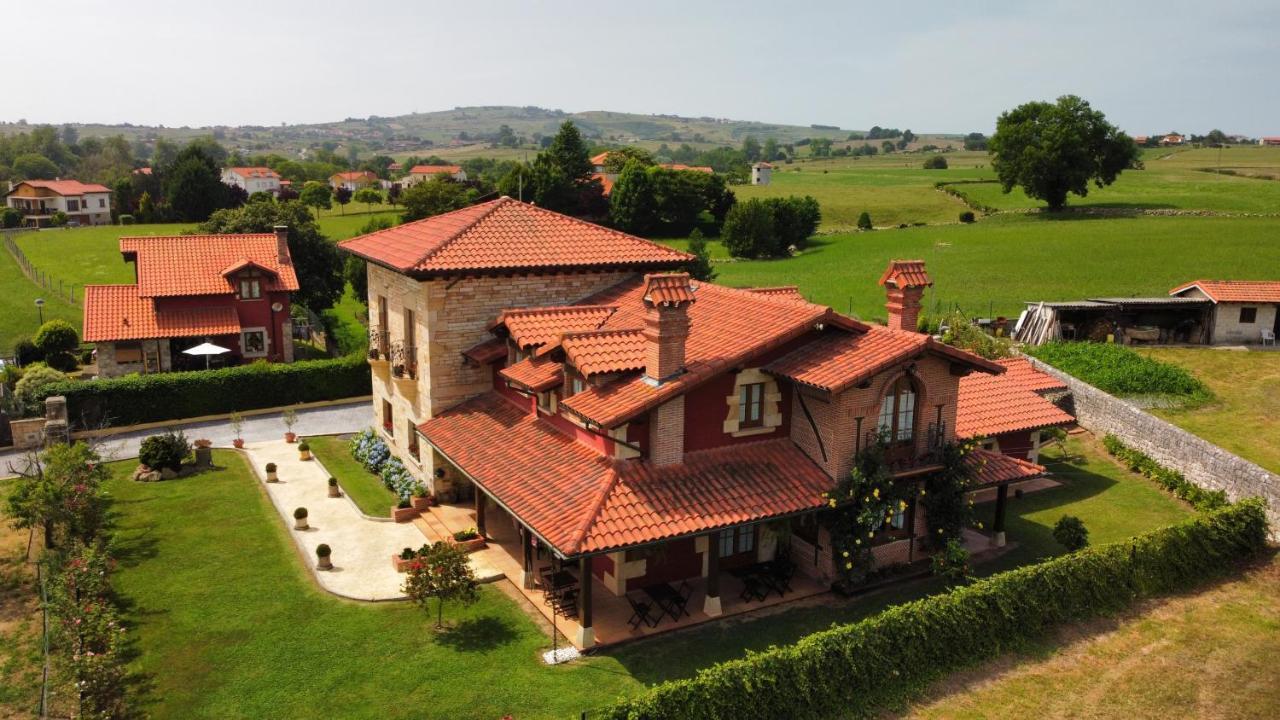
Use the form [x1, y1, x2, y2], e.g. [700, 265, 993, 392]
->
[338, 197, 692, 276]
[409, 164, 462, 174]
[418, 391, 831, 555]
[997, 357, 1067, 393]
[120, 234, 298, 298]
[82, 285, 240, 342]
[224, 167, 279, 180]
[1170, 280, 1280, 303]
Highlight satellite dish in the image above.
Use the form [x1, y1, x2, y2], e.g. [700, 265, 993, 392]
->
[271, 302, 283, 312]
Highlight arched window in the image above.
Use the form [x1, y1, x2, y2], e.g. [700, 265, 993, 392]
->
[876, 376, 917, 444]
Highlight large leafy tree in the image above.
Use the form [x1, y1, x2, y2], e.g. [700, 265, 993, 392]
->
[608, 160, 657, 235]
[497, 121, 605, 216]
[164, 145, 231, 221]
[989, 95, 1140, 210]
[400, 177, 474, 222]
[402, 541, 479, 628]
[298, 181, 333, 218]
[546, 120, 595, 183]
[198, 200, 344, 311]
[12, 153, 60, 180]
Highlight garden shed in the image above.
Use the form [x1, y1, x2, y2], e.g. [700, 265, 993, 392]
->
[1015, 297, 1212, 346]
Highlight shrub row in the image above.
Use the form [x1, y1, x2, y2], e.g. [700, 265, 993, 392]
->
[349, 428, 421, 500]
[599, 500, 1269, 720]
[1026, 341, 1210, 401]
[934, 180, 999, 214]
[37, 355, 370, 428]
[1102, 434, 1229, 511]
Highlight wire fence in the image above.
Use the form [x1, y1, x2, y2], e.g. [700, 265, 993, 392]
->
[3, 229, 79, 306]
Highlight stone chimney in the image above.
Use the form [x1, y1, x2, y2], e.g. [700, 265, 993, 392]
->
[274, 225, 290, 265]
[879, 260, 932, 333]
[641, 273, 695, 466]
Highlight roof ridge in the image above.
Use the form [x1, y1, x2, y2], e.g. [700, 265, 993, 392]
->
[502, 303, 619, 317]
[410, 197, 514, 269]
[567, 464, 625, 556]
[561, 326, 645, 340]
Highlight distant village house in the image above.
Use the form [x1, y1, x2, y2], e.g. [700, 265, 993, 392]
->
[220, 167, 282, 196]
[4, 180, 111, 227]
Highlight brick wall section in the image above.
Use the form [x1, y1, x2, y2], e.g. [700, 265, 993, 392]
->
[648, 396, 686, 465]
[789, 353, 961, 482]
[642, 304, 691, 381]
[884, 286, 924, 333]
[1024, 354, 1280, 538]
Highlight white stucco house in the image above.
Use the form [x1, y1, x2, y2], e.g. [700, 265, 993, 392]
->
[5, 180, 112, 226]
[221, 167, 282, 196]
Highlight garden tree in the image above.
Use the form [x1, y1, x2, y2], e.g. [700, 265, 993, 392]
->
[164, 145, 231, 221]
[344, 256, 369, 303]
[298, 181, 333, 218]
[12, 152, 60, 179]
[764, 196, 821, 251]
[33, 319, 79, 371]
[685, 228, 716, 282]
[1204, 128, 1229, 146]
[762, 137, 781, 162]
[809, 138, 833, 158]
[400, 176, 475, 222]
[61, 124, 79, 146]
[353, 186, 383, 212]
[199, 200, 344, 311]
[608, 160, 657, 235]
[1, 207, 21, 228]
[601, 146, 656, 173]
[333, 185, 353, 215]
[1053, 515, 1090, 551]
[741, 136, 762, 162]
[881, 140, 896, 154]
[5, 441, 108, 549]
[989, 95, 1140, 210]
[902, 129, 916, 144]
[963, 132, 989, 151]
[545, 120, 595, 184]
[721, 199, 775, 258]
[13, 364, 66, 416]
[857, 211, 873, 230]
[922, 155, 949, 169]
[360, 154, 396, 178]
[402, 540, 479, 628]
[386, 182, 401, 206]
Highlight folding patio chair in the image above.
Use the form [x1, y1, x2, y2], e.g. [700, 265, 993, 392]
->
[739, 576, 767, 603]
[626, 594, 658, 629]
[670, 581, 693, 618]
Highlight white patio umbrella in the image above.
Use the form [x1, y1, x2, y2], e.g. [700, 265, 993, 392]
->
[182, 342, 231, 369]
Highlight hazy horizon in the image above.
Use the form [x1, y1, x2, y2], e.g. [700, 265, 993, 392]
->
[6, 0, 1277, 136]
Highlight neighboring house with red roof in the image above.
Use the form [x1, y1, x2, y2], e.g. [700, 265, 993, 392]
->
[5, 180, 111, 227]
[83, 227, 299, 377]
[1170, 279, 1280, 344]
[1260, 137, 1280, 146]
[339, 198, 1043, 648]
[401, 164, 467, 187]
[329, 170, 381, 192]
[751, 161, 773, 185]
[220, 167, 281, 196]
[957, 357, 1073, 463]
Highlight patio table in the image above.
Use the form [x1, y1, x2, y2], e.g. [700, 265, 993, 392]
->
[643, 583, 682, 621]
[548, 570, 578, 593]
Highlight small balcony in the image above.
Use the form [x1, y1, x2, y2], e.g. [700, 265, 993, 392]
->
[862, 421, 948, 476]
[367, 327, 390, 361]
[390, 340, 418, 398]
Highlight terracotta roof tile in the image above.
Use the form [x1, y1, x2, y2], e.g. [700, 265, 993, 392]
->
[592, 173, 615, 196]
[998, 357, 1067, 393]
[499, 305, 617, 349]
[82, 285, 240, 342]
[643, 272, 696, 306]
[120, 234, 298, 298]
[338, 197, 692, 275]
[765, 326, 928, 394]
[956, 366, 1074, 439]
[879, 259, 933, 289]
[658, 164, 714, 173]
[331, 170, 377, 182]
[418, 392, 831, 555]
[746, 286, 807, 302]
[9, 179, 110, 195]
[561, 329, 646, 377]
[1170, 280, 1280, 303]
[462, 337, 507, 365]
[499, 357, 563, 392]
[224, 167, 280, 180]
[409, 165, 462, 174]
[967, 449, 1046, 487]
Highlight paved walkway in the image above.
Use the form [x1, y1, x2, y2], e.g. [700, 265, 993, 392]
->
[243, 439, 429, 601]
[0, 400, 369, 477]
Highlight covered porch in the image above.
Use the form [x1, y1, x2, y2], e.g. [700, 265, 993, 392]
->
[430, 497, 829, 650]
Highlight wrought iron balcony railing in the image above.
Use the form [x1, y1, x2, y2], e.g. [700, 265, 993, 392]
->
[390, 340, 417, 380]
[860, 421, 948, 473]
[367, 327, 389, 360]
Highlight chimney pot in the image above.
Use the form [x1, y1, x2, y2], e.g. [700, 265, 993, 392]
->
[273, 225, 290, 265]
[879, 260, 932, 333]
[642, 273, 695, 384]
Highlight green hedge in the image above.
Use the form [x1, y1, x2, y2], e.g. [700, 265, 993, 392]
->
[1102, 434, 1229, 511]
[37, 355, 370, 428]
[599, 500, 1269, 720]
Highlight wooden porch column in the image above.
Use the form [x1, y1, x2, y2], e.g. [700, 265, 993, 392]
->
[520, 527, 534, 589]
[474, 491, 487, 537]
[992, 483, 1009, 548]
[576, 556, 595, 649]
[704, 534, 722, 616]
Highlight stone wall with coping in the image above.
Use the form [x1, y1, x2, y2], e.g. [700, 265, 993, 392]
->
[1024, 354, 1279, 538]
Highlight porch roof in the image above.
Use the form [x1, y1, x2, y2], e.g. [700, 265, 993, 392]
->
[417, 391, 832, 557]
[967, 448, 1045, 487]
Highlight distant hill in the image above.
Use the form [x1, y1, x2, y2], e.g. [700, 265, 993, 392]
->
[0, 106, 951, 160]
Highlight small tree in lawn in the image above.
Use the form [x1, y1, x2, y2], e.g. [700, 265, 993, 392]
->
[299, 181, 332, 219]
[403, 540, 479, 628]
[333, 186, 353, 215]
[353, 186, 383, 213]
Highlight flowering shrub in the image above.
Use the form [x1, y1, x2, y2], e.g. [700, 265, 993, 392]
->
[823, 438, 916, 587]
[379, 456, 419, 500]
[921, 440, 979, 545]
[48, 542, 128, 719]
[349, 428, 390, 473]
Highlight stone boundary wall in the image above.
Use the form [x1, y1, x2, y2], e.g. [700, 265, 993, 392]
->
[1023, 355, 1279, 539]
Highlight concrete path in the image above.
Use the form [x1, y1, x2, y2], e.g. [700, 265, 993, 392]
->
[244, 439, 429, 601]
[0, 400, 370, 477]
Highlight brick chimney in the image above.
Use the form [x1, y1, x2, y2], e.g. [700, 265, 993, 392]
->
[274, 225, 290, 265]
[641, 273, 695, 466]
[879, 260, 932, 333]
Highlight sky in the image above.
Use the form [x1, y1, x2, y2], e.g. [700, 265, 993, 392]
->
[5, 0, 1277, 136]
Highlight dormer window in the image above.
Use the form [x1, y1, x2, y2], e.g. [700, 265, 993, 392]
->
[877, 377, 917, 443]
[238, 270, 262, 299]
[571, 377, 586, 396]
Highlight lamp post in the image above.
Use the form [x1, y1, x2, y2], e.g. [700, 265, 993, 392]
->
[34, 297, 44, 326]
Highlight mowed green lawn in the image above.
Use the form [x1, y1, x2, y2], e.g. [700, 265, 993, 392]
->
[1139, 348, 1280, 474]
[666, 214, 1280, 322]
[307, 435, 396, 515]
[0, 244, 82, 352]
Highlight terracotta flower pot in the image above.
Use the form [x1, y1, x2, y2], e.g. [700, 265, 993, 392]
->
[392, 505, 419, 523]
[285, 432, 297, 443]
[411, 496, 433, 511]
[393, 555, 418, 572]
[317, 555, 333, 571]
[328, 484, 341, 498]
[266, 469, 279, 482]
[233, 438, 245, 449]
[451, 536, 488, 554]
[299, 449, 311, 461]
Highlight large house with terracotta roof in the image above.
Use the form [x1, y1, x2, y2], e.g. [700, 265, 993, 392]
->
[1170, 279, 1280, 344]
[339, 199, 1044, 647]
[83, 227, 298, 377]
[220, 167, 282, 196]
[5, 180, 111, 227]
[401, 164, 467, 187]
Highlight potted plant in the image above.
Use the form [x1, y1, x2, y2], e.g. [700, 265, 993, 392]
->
[282, 409, 298, 443]
[316, 543, 332, 570]
[450, 527, 487, 553]
[192, 438, 213, 467]
[294, 507, 309, 530]
[298, 440, 312, 461]
[391, 497, 419, 523]
[393, 546, 418, 573]
[410, 484, 434, 511]
[230, 411, 245, 449]
[264, 462, 278, 482]
[327, 476, 341, 498]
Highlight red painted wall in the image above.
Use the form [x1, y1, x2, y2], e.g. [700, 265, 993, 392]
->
[995, 430, 1037, 460]
[156, 290, 291, 362]
[624, 536, 703, 591]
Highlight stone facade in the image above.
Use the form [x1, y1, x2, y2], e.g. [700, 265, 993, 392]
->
[1176, 287, 1278, 344]
[366, 263, 637, 489]
[95, 338, 172, 379]
[1025, 354, 1280, 538]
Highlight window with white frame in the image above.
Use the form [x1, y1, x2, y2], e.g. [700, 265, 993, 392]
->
[239, 271, 262, 300]
[877, 377, 917, 443]
[241, 328, 268, 357]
